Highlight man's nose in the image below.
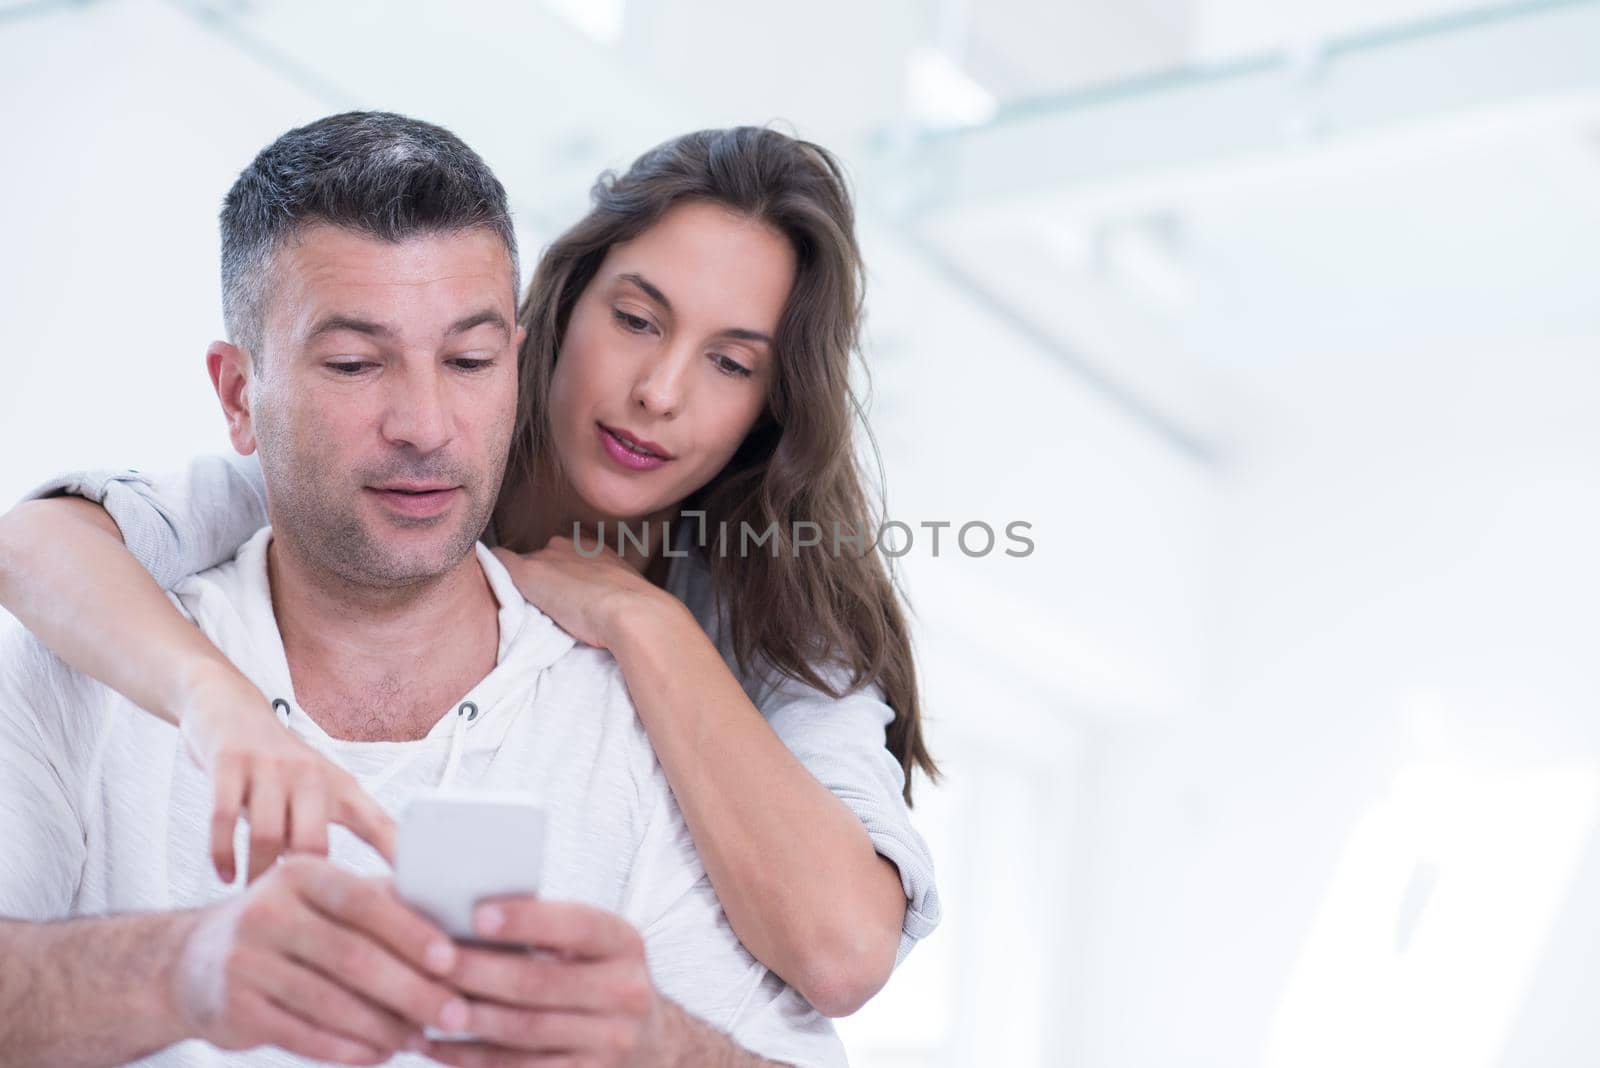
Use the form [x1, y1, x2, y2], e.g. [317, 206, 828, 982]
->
[382, 366, 454, 453]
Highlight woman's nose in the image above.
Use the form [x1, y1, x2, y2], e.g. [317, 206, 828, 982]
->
[630, 348, 690, 419]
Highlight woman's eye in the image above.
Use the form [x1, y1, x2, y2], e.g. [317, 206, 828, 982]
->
[613, 309, 654, 334]
[451, 357, 494, 372]
[713, 353, 754, 378]
[327, 361, 372, 375]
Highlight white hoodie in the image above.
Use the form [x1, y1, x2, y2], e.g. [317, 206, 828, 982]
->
[0, 527, 844, 1067]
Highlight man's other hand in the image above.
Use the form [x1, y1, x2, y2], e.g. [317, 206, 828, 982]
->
[173, 854, 467, 1064]
[428, 897, 678, 1067]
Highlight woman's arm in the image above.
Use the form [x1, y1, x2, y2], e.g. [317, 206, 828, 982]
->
[493, 539, 911, 1017]
[610, 598, 907, 1017]
[0, 492, 394, 879]
[0, 496, 241, 729]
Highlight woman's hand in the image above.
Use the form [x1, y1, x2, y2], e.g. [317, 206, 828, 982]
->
[175, 662, 396, 884]
[491, 536, 677, 651]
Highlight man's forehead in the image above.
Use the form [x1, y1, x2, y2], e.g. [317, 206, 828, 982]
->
[279, 224, 513, 288]
[267, 224, 517, 339]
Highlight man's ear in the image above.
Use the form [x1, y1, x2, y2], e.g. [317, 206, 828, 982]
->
[206, 341, 258, 456]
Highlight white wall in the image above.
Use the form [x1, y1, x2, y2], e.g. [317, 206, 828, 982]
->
[0, 0, 327, 499]
[1074, 334, 1600, 1067]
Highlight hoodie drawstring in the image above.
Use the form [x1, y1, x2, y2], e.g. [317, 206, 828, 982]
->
[437, 701, 475, 790]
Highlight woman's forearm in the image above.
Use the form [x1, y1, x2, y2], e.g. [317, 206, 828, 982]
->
[0, 497, 249, 723]
[607, 598, 906, 1017]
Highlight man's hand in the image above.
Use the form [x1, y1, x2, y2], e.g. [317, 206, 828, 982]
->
[425, 898, 670, 1067]
[173, 854, 469, 1064]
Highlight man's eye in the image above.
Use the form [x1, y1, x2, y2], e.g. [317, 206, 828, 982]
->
[327, 361, 372, 375]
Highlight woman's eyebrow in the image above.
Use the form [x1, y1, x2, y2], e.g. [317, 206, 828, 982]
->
[618, 271, 672, 311]
[617, 271, 772, 345]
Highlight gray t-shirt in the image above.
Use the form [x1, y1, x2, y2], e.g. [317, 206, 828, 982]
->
[27, 453, 940, 961]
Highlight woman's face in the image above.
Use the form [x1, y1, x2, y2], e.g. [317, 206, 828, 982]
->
[547, 199, 796, 524]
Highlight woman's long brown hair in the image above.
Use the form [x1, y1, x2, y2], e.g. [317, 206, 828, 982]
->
[498, 127, 937, 803]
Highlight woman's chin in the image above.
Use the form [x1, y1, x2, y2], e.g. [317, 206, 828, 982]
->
[572, 476, 677, 529]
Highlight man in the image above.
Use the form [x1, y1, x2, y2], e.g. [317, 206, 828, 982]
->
[0, 112, 841, 1067]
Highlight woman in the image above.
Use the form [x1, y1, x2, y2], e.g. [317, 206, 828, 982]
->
[0, 126, 938, 1018]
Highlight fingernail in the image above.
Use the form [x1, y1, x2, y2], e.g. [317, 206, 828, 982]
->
[474, 904, 504, 936]
[440, 998, 470, 1032]
[424, 939, 455, 973]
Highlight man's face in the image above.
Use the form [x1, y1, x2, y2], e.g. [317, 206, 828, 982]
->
[230, 224, 521, 588]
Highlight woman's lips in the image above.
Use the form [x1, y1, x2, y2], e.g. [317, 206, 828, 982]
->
[366, 486, 460, 519]
[598, 424, 670, 471]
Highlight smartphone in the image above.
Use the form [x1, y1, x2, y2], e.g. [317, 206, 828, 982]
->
[394, 791, 546, 944]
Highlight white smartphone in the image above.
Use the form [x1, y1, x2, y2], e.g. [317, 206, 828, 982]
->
[394, 791, 546, 944]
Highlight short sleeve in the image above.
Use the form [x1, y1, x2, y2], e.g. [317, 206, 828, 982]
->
[22, 452, 268, 591]
[756, 667, 942, 966]
[0, 619, 98, 920]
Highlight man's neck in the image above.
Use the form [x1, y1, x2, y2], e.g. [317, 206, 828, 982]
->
[266, 536, 501, 742]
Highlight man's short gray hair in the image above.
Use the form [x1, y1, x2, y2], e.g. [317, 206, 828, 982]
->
[220, 111, 518, 361]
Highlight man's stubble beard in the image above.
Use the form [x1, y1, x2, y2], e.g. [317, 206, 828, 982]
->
[259, 431, 508, 593]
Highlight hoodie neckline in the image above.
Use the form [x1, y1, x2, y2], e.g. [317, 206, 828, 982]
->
[217, 527, 576, 753]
